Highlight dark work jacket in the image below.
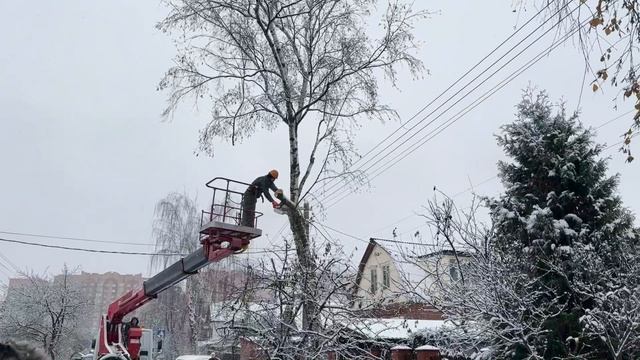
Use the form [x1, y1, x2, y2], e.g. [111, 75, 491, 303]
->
[249, 175, 277, 202]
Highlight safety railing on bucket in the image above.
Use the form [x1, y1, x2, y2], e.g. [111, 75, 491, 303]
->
[200, 177, 263, 229]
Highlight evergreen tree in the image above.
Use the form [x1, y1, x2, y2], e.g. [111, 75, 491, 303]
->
[487, 89, 639, 359]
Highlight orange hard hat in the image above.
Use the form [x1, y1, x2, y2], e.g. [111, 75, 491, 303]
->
[269, 169, 279, 179]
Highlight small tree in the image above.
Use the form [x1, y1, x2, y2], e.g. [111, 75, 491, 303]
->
[157, 0, 427, 344]
[0, 267, 90, 360]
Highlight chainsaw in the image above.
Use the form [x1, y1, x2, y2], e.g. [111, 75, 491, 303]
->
[274, 191, 291, 215]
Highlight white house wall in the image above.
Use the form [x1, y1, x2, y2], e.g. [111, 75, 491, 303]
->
[354, 243, 470, 308]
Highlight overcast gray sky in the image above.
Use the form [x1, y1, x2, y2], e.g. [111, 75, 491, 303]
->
[1, 0, 638, 287]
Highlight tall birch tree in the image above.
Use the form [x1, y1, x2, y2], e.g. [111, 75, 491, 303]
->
[157, 0, 427, 342]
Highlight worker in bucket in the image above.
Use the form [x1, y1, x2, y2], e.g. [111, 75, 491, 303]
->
[242, 170, 283, 227]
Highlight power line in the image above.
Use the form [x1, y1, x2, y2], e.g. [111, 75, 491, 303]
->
[605, 133, 638, 151]
[321, 10, 582, 208]
[309, 2, 555, 202]
[451, 175, 500, 198]
[323, 8, 584, 207]
[314, 220, 450, 249]
[444, 112, 636, 199]
[320, 110, 630, 247]
[595, 109, 634, 130]
[0, 258, 14, 277]
[370, 237, 446, 248]
[313, 75, 630, 250]
[0, 235, 288, 257]
[314, 221, 369, 244]
[312, 1, 573, 206]
[0, 252, 20, 274]
[371, 213, 419, 235]
[0, 230, 156, 247]
[323, 15, 587, 209]
[0, 237, 184, 256]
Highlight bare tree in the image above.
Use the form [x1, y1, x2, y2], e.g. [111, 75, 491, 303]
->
[0, 267, 90, 360]
[149, 192, 210, 354]
[211, 236, 393, 359]
[157, 0, 426, 343]
[151, 192, 201, 269]
[580, 281, 640, 359]
[406, 194, 640, 359]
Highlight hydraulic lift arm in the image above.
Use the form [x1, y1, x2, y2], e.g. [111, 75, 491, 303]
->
[98, 245, 234, 360]
[95, 177, 262, 360]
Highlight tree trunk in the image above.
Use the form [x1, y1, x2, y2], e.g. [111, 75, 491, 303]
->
[187, 281, 198, 353]
[47, 341, 56, 360]
[286, 121, 318, 335]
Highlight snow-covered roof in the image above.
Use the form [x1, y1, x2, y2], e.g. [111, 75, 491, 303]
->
[416, 345, 439, 351]
[175, 355, 211, 360]
[391, 345, 412, 350]
[349, 317, 446, 340]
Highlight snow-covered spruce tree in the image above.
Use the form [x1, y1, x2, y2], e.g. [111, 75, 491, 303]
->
[488, 90, 639, 359]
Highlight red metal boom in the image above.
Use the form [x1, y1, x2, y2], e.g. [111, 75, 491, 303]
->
[95, 177, 262, 360]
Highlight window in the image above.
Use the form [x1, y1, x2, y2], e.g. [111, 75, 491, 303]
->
[370, 267, 378, 294]
[382, 265, 390, 289]
[449, 259, 459, 281]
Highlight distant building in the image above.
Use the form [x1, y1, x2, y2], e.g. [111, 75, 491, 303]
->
[3, 277, 39, 301]
[54, 271, 145, 333]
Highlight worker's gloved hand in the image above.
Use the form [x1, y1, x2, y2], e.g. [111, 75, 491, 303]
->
[272, 201, 280, 208]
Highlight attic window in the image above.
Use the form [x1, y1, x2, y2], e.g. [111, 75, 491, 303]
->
[449, 259, 459, 281]
[382, 265, 390, 289]
[370, 268, 378, 294]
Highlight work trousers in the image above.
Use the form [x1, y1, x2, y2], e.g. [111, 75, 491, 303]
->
[241, 189, 258, 227]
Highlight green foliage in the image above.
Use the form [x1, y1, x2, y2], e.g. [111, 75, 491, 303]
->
[487, 89, 639, 359]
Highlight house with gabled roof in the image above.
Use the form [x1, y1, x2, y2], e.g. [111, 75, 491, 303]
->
[352, 238, 471, 321]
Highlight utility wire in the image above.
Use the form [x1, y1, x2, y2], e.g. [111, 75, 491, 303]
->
[371, 213, 418, 235]
[605, 133, 638, 151]
[315, 219, 449, 249]
[323, 15, 587, 209]
[595, 109, 634, 130]
[319, 106, 629, 248]
[0, 252, 20, 272]
[314, 72, 630, 249]
[0, 235, 287, 257]
[445, 111, 635, 199]
[314, 221, 369, 244]
[451, 175, 500, 198]
[0, 230, 156, 247]
[311, 1, 571, 205]
[0, 237, 184, 256]
[323, 7, 583, 206]
[370, 237, 446, 248]
[0, 259, 14, 277]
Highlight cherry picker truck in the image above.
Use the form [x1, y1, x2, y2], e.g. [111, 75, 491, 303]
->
[91, 178, 263, 360]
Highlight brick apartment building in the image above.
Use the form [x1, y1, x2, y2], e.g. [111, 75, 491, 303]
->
[54, 271, 145, 333]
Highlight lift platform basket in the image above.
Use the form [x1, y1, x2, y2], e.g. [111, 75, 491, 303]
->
[199, 177, 263, 243]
